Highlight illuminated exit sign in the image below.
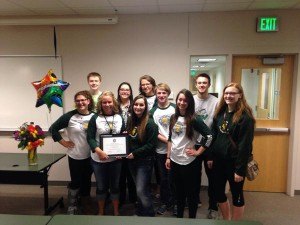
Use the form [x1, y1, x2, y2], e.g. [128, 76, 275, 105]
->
[257, 17, 279, 32]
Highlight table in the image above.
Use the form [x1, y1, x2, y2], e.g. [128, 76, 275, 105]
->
[0, 153, 65, 215]
[0, 214, 51, 225]
[48, 215, 263, 225]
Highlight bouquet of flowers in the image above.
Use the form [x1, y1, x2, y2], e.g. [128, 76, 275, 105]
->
[13, 122, 45, 151]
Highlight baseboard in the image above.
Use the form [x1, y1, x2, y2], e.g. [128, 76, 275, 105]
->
[294, 190, 300, 195]
[49, 181, 97, 186]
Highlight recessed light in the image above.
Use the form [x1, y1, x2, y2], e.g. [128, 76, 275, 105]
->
[197, 58, 217, 62]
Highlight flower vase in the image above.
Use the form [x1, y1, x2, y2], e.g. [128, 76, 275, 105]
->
[28, 148, 38, 166]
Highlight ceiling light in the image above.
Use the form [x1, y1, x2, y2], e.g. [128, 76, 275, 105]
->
[0, 16, 118, 26]
[197, 58, 217, 62]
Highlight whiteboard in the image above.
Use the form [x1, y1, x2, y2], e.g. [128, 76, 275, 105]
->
[0, 56, 64, 131]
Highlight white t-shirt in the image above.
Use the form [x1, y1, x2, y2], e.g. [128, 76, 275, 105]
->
[194, 94, 218, 142]
[151, 103, 175, 154]
[146, 95, 156, 111]
[90, 114, 124, 163]
[170, 116, 199, 165]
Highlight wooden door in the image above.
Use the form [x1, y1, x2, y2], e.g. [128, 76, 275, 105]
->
[232, 55, 294, 192]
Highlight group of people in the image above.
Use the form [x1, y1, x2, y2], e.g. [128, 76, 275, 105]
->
[49, 72, 255, 221]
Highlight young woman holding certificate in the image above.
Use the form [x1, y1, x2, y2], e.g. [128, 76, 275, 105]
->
[87, 91, 125, 216]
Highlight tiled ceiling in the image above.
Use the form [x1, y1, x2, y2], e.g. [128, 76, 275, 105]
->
[0, 0, 299, 16]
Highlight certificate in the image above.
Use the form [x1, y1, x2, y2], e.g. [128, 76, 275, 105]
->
[100, 134, 128, 157]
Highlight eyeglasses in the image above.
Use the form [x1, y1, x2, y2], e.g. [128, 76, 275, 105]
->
[75, 99, 87, 103]
[120, 89, 130, 92]
[224, 92, 239, 96]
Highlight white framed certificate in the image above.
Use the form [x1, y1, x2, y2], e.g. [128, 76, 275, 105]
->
[100, 134, 128, 157]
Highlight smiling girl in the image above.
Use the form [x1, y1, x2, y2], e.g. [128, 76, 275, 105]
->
[49, 90, 94, 215]
[87, 91, 125, 216]
[165, 89, 212, 218]
[126, 95, 158, 216]
[209, 83, 255, 220]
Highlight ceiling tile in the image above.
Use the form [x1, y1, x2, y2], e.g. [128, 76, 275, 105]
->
[8, 0, 67, 9]
[249, 1, 299, 10]
[115, 5, 159, 14]
[0, 0, 29, 10]
[203, 2, 251, 11]
[159, 0, 205, 4]
[73, 8, 117, 15]
[59, 0, 111, 8]
[31, 9, 76, 16]
[160, 4, 204, 13]
[110, 0, 158, 7]
[204, 0, 252, 2]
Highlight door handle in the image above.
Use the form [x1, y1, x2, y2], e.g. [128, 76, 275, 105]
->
[255, 127, 289, 133]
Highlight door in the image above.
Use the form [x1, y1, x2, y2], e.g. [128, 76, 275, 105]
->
[232, 55, 294, 192]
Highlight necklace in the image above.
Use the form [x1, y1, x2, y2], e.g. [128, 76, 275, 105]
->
[104, 115, 114, 134]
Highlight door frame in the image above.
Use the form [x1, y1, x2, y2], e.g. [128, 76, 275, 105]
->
[229, 54, 299, 196]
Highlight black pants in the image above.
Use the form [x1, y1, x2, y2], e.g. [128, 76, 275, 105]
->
[171, 159, 200, 218]
[197, 154, 218, 211]
[68, 156, 93, 197]
[211, 157, 245, 207]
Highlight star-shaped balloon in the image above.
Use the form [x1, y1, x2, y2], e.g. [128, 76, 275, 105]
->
[32, 70, 69, 112]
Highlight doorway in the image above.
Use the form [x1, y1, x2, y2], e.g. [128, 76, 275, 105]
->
[232, 55, 294, 192]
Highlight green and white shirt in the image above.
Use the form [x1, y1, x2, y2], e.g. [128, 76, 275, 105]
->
[49, 109, 94, 160]
[150, 103, 175, 154]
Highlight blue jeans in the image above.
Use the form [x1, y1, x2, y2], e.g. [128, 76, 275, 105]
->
[91, 159, 122, 201]
[128, 157, 155, 217]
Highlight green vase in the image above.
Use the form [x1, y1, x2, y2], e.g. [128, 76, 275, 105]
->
[28, 148, 38, 166]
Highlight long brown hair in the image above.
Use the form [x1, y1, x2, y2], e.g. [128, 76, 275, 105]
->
[127, 95, 149, 142]
[170, 89, 196, 140]
[214, 83, 255, 124]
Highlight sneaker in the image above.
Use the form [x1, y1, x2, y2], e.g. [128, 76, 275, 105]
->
[173, 205, 178, 216]
[156, 204, 167, 215]
[207, 209, 218, 219]
[67, 206, 79, 215]
[198, 201, 202, 208]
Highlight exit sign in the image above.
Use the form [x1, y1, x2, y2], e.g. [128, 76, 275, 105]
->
[257, 17, 279, 32]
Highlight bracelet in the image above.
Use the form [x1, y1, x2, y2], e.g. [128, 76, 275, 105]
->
[166, 157, 170, 159]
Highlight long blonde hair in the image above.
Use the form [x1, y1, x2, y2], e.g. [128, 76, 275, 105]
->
[96, 91, 120, 115]
[214, 83, 255, 124]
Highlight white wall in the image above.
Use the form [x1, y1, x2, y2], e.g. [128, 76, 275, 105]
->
[1, 10, 300, 193]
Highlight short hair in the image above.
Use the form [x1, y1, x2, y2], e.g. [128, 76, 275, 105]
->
[156, 83, 171, 95]
[87, 72, 102, 82]
[194, 73, 211, 84]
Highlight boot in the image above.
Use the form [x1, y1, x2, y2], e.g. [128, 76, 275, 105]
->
[67, 188, 80, 215]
